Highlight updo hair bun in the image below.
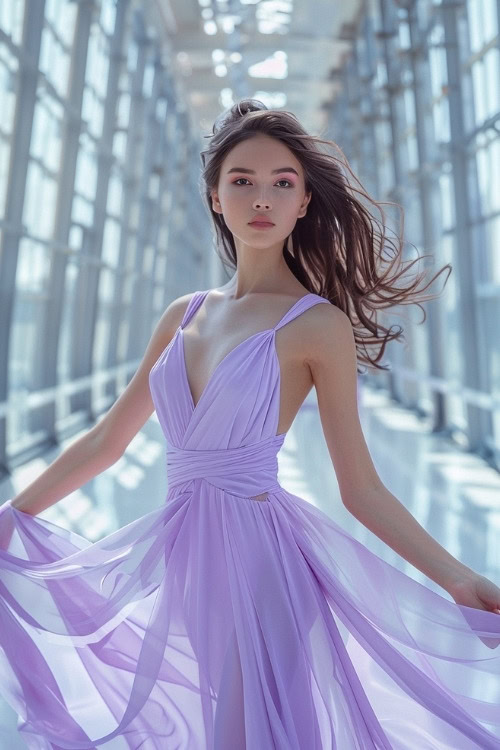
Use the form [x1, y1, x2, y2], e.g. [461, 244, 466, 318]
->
[212, 98, 268, 136]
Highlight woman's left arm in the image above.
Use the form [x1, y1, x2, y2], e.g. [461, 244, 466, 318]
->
[306, 304, 500, 613]
[344, 482, 500, 612]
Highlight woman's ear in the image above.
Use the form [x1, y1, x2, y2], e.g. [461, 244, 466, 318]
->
[211, 189, 222, 214]
[297, 190, 312, 219]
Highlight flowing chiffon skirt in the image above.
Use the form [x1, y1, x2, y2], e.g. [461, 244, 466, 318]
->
[0, 483, 499, 749]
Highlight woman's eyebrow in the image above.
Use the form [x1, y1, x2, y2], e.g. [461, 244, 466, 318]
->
[226, 167, 299, 176]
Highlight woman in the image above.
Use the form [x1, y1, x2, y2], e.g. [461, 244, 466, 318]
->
[1, 99, 499, 749]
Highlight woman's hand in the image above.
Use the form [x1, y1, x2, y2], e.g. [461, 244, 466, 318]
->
[447, 573, 500, 649]
[448, 573, 500, 614]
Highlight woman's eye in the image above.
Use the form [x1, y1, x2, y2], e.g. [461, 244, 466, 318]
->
[233, 178, 292, 188]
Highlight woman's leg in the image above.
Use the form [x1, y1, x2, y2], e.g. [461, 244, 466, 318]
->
[213, 626, 246, 749]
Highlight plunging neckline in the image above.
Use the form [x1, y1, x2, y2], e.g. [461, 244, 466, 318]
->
[180, 292, 316, 413]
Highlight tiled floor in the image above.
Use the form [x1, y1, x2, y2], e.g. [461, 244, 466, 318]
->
[1, 381, 499, 747]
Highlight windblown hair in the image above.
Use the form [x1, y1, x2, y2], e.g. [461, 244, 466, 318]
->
[199, 98, 452, 373]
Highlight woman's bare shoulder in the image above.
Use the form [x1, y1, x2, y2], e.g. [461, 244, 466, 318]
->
[298, 301, 350, 358]
[163, 291, 199, 330]
[157, 288, 210, 337]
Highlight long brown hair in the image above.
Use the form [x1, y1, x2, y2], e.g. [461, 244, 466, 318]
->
[199, 98, 452, 373]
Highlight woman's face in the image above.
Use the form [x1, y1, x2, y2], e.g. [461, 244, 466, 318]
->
[211, 133, 311, 250]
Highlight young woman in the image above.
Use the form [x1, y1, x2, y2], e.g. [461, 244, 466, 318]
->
[1, 99, 499, 749]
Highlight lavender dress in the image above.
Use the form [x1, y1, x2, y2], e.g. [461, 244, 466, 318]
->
[0, 289, 499, 749]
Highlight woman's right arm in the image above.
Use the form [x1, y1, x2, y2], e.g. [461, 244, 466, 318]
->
[7, 293, 194, 518]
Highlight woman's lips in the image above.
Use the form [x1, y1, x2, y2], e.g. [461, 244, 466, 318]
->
[249, 221, 275, 228]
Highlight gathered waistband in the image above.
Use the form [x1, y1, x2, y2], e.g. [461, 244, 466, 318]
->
[165, 435, 285, 498]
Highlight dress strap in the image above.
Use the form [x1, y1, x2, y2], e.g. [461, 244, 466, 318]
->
[274, 293, 330, 332]
[180, 290, 210, 329]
